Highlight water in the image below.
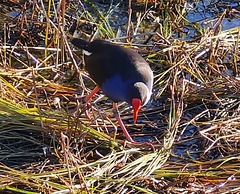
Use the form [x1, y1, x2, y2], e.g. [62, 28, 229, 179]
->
[186, 1, 240, 31]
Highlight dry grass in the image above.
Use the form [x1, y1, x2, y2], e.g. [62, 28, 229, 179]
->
[0, 0, 240, 193]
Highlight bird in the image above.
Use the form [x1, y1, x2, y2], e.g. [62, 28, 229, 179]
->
[71, 38, 153, 143]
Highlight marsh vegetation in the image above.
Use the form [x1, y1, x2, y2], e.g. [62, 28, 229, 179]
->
[0, 0, 240, 193]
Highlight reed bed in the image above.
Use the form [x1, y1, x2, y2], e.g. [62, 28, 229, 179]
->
[0, 0, 239, 193]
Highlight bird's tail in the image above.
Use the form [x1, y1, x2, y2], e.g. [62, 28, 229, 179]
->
[71, 38, 90, 51]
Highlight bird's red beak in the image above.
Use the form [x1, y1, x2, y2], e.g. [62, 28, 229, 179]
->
[132, 98, 141, 123]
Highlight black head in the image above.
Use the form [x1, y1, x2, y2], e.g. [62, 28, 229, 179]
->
[128, 82, 151, 123]
[128, 82, 151, 105]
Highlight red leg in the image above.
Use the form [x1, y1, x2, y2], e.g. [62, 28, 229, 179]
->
[85, 86, 100, 103]
[84, 88, 152, 147]
[113, 102, 133, 142]
[77, 86, 100, 119]
[113, 103, 153, 147]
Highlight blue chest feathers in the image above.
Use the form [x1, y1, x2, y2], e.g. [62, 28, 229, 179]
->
[101, 75, 134, 103]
